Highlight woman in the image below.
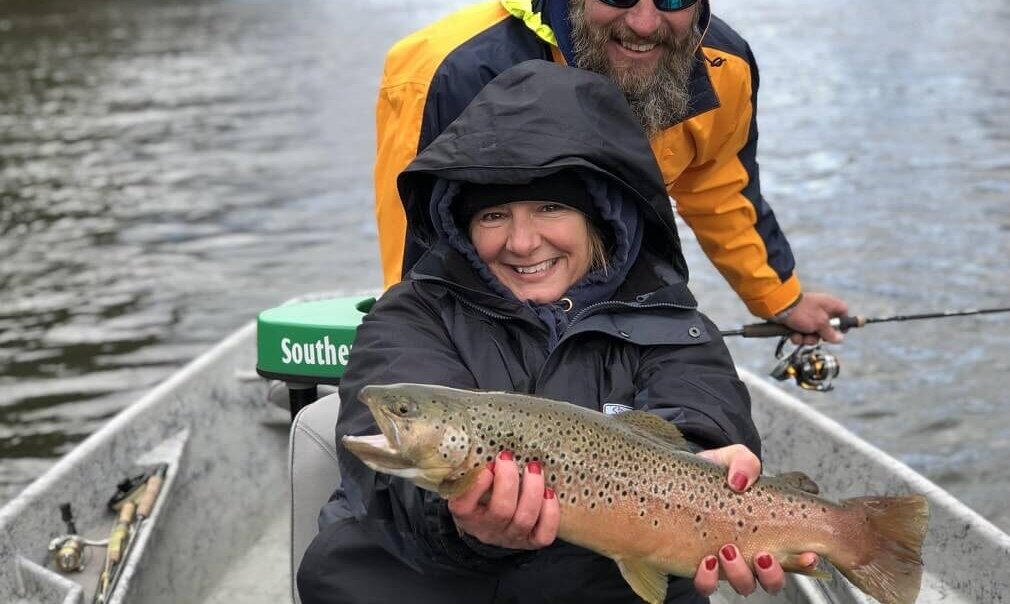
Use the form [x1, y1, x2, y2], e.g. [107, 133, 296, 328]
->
[298, 60, 814, 603]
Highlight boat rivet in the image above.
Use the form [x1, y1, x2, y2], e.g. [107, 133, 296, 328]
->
[688, 327, 701, 338]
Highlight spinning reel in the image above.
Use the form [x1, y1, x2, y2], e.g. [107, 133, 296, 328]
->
[769, 337, 840, 392]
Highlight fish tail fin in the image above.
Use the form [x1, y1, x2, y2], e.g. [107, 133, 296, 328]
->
[832, 495, 929, 604]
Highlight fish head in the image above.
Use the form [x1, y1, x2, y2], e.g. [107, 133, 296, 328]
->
[343, 383, 474, 492]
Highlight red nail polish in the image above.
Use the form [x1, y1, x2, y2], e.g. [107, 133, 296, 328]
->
[730, 473, 748, 492]
[544, 488, 555, 500]
[721, 545, 737, 562]
[704, 556, 717, 571]
[488, 462, 496, 474]
[757, 554, 773, 570]
[527, 461, 542, 475]
[500, 450, 514, 461]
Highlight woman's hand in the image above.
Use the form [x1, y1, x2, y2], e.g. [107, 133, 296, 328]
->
[693, 445, 820, 596]
[447, 450, 560, 550]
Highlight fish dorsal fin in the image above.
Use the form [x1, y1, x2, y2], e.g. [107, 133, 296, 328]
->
[615, 411, 689, 450]
[616, 558, 668, 604]
[764, 471, 820, 494]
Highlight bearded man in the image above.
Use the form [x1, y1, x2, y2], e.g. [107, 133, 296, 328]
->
[373, 0, 848, 340]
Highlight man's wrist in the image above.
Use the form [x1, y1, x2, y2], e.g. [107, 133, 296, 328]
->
[772, 294, 803, 324]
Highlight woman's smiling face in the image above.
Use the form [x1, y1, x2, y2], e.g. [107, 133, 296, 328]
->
[469, 201, 593, 304]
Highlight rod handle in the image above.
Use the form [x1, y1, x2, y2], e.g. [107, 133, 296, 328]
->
[108, 502, 136, 563]
[136, 472, 164, 519]
[738, 322, 792, 338]
[736, 316, 866, 338]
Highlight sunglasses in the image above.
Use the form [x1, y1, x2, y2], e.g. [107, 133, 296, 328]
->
[598, 0, 700, 12]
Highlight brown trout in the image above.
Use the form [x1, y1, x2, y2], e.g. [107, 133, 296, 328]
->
[343, 383, 929, 604]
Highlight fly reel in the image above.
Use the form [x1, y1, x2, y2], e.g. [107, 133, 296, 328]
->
[769, 337, 840, 392]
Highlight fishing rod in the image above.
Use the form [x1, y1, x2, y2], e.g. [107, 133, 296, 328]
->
[719, 306, 1010, 392]
[720, 306, 1010, 339]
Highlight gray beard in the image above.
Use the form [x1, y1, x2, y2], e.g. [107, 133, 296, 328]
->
[569, 1, 703, 136]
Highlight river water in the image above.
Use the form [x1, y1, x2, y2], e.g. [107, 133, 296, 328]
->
[1, 0, 1008, 532]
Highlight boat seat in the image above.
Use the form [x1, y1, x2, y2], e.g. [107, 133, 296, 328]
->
[289, 390, 342, 604]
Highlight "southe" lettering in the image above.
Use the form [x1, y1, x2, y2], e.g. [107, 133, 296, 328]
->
[280, 336, 351, 366]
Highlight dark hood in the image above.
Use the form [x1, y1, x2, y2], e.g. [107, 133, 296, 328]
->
[397, 59, 688, 280]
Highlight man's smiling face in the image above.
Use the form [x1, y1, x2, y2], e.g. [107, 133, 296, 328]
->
[571, 0, 704, 135]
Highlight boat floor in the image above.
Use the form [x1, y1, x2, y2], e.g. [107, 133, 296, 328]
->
[202, 502, 290, 604]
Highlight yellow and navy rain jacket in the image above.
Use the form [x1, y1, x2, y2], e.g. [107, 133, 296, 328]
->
[374, 0, 801, 319]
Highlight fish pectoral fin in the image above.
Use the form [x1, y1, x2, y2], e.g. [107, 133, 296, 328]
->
[615, 411, 689, 450]
[615, 558, 668, 604]
[438, 468, 484, 499]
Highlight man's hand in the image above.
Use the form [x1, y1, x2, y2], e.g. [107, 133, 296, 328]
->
[448, 450, 560, 550]
[694, 445, 820, 596]
[779, 292, 849, 345]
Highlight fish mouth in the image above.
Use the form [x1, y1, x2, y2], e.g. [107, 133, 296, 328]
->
[341, 392, 414, 471]
[342, 432, 417, 472]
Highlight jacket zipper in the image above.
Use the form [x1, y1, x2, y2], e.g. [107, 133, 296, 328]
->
[448, 291, 515, 322]
[532, 300, 699, 393]
[568, 300, 697, 325]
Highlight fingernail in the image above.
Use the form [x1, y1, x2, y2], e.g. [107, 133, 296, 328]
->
[527, 461, 542, 475]
[704, 556, 717, 571]
[721, 545, 737, 562]
[488, 462, 496, 474]
[544, 488, 555, 500]
[500, 450, 514, 461]
[757, 554, 773, 570]
[730, 473, 748, 492]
